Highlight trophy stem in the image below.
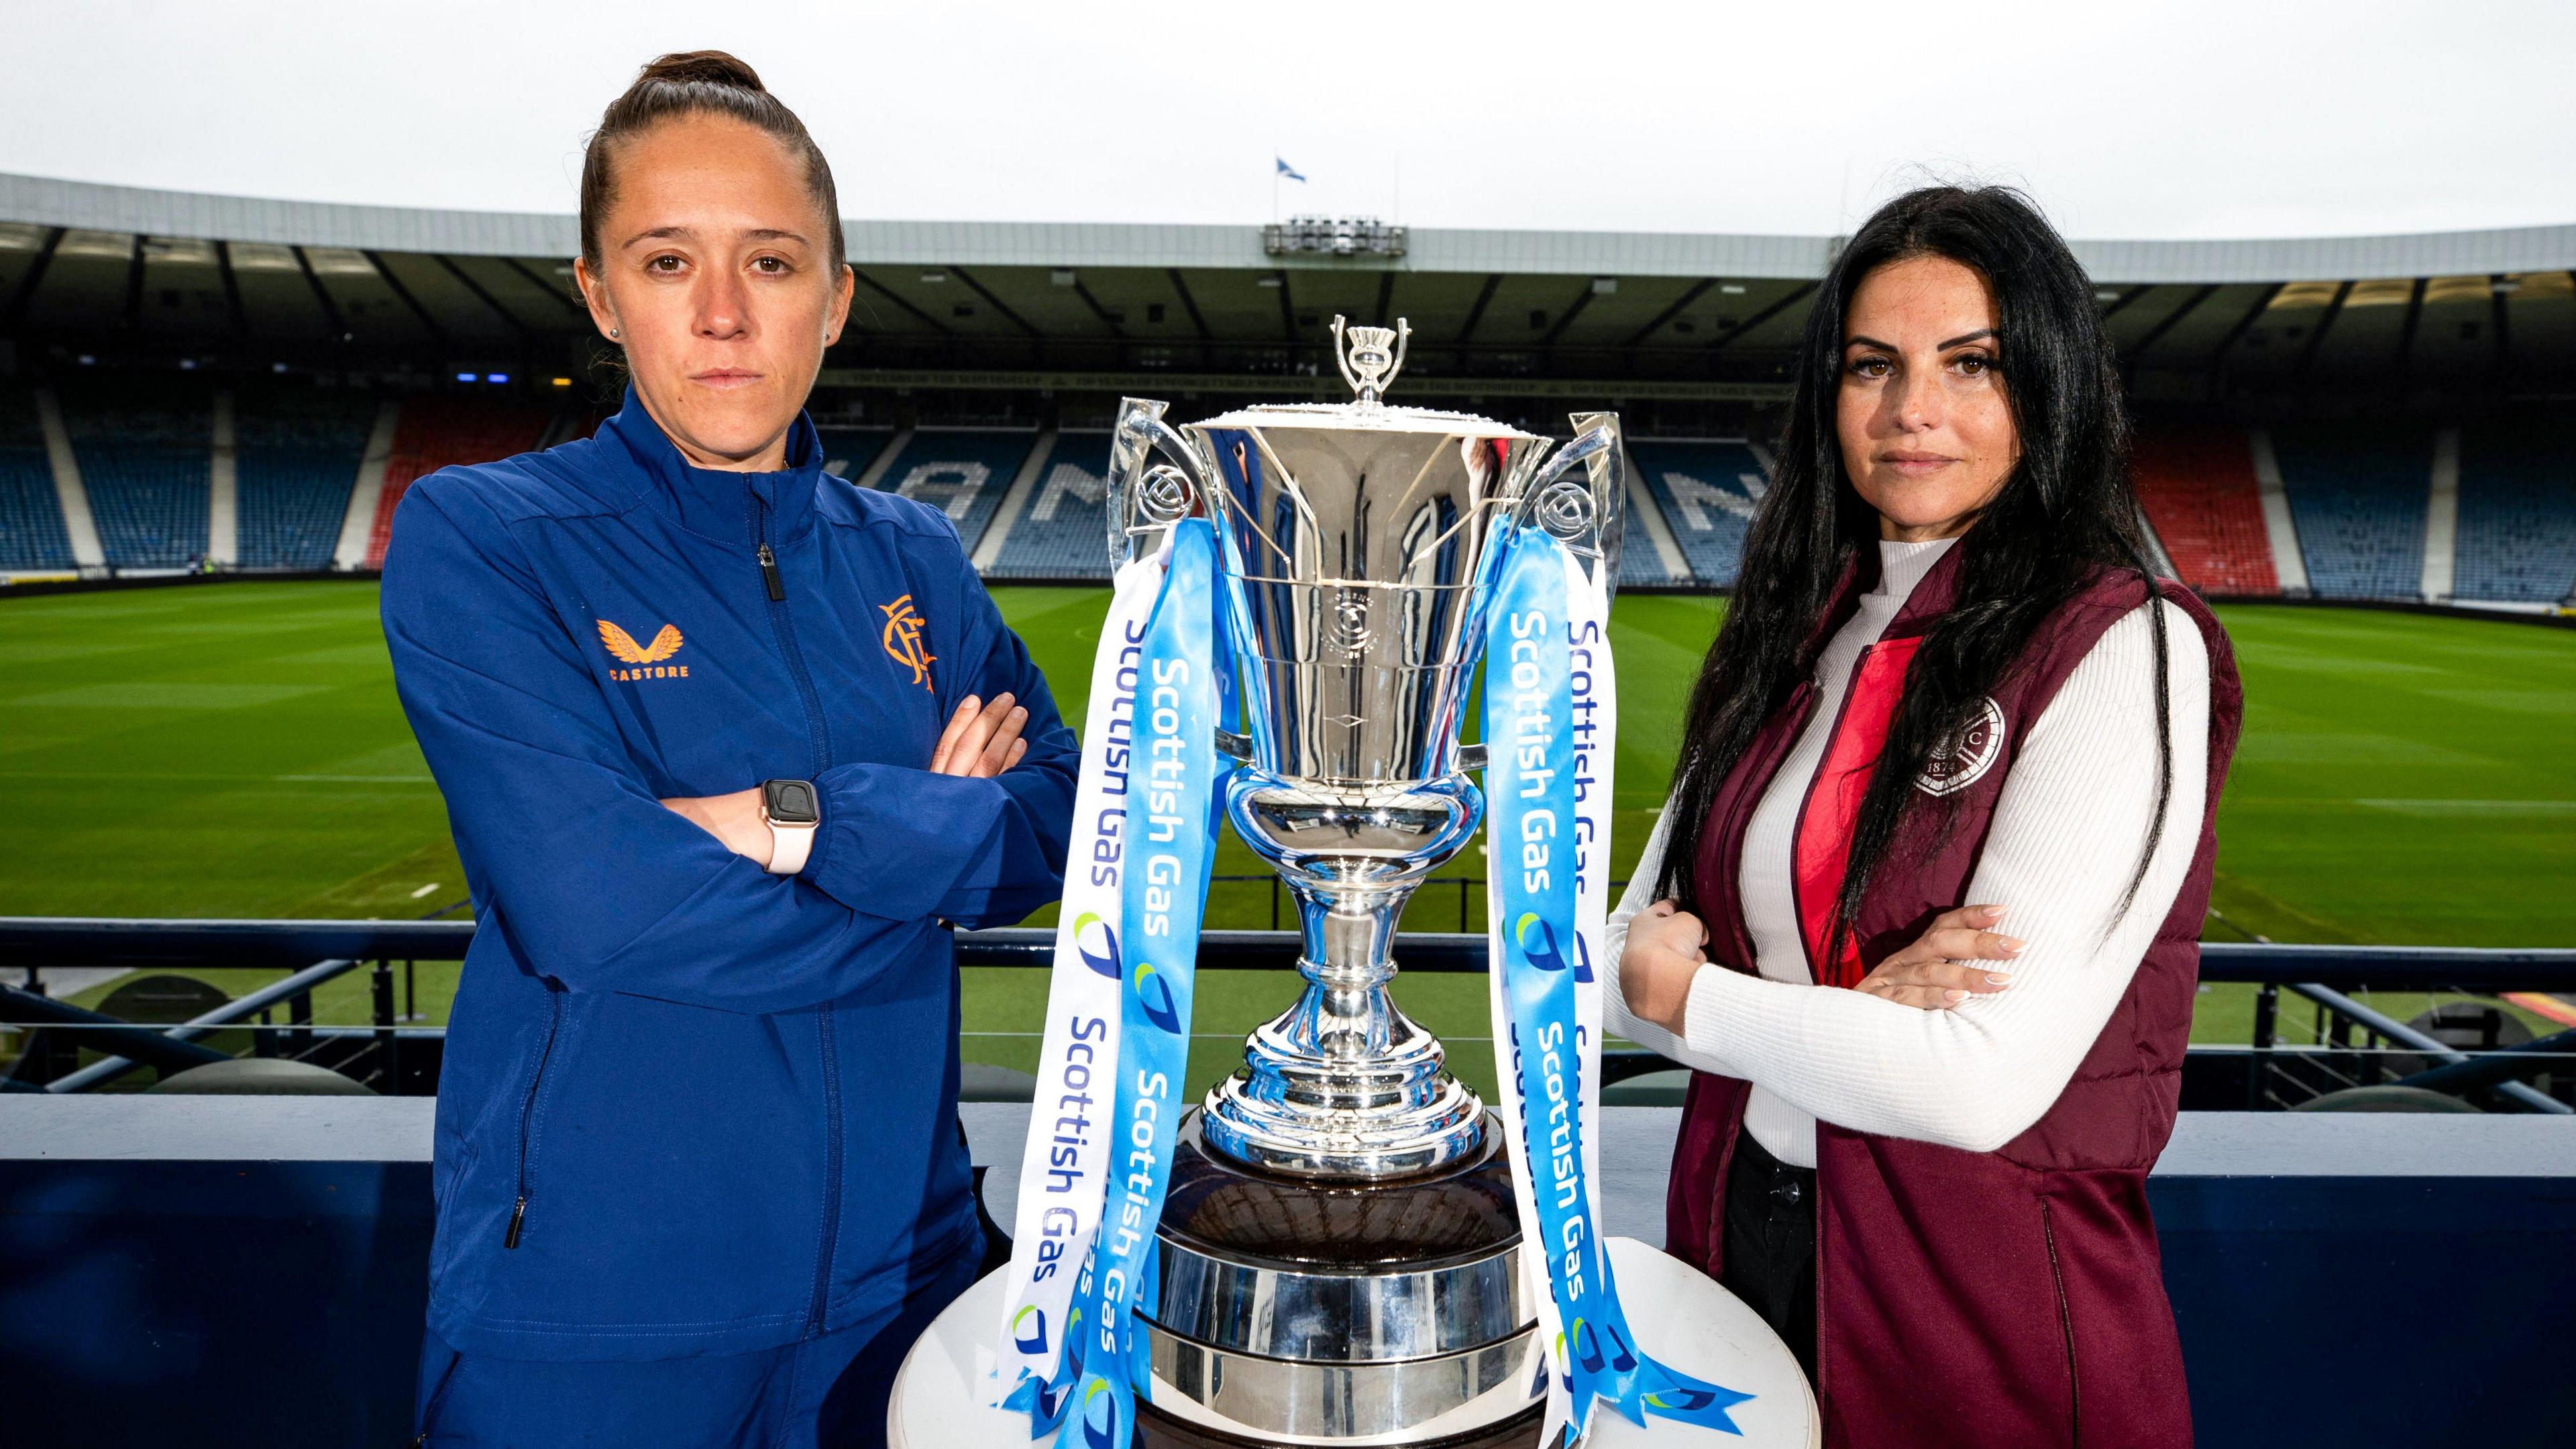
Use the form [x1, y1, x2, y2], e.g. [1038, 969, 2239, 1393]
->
[1201, 869, 1487, 1181]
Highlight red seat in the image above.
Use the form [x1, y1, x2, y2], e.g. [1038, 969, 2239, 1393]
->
[2134, 427, 2279, 596]
[363, 400, 551, 569]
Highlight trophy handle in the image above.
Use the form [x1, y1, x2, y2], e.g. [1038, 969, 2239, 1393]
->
[1108, 396, 1214, 569]
[1330, 317, 1360, 397]
[1515, 412, 1627, 602]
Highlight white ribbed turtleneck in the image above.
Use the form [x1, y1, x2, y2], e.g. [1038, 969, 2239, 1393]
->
[1603, 541, 2210, 1166]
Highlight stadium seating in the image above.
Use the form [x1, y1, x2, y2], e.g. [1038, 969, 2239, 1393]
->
[61, 385, 211, 570]
[851, 429, 1037, 555]
[2132, 425, 2280, 596]
[0, 390, 74, 572]
[2275, 425, 2431, 600]
[2453, 423, 2576, 604]
[1627, 439, 1768, 588]
[235, 394, 374, 571]
[816, 428, 893, 485]
[983, 432, 1112, 580]
[1617, 525, 1671, 588]
[364, 400, 551, 567]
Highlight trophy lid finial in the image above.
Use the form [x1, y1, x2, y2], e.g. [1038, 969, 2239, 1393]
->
[1332, 315, 1411, 407]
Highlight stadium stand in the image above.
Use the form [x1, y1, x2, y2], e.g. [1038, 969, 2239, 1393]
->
[1617, 529, 1670, 588]
[984, 432, 1111, 580]
[2275, 425, 2432, 600]
[2133, 425, 2281, 596]
[1627, 439, 1767, 587]
[855, 429, 1037, 555]
[0, 389, 75, 572]
[362, 400, 550, 568]
[817, 428, 894, 485]
[2453, 423, 2576, 604]
[60, 383, 211, 570]
[235, 392, 374, 571]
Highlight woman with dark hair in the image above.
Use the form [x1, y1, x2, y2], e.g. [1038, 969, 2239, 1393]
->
[1608, 186, 2241, 1448]
[381, 52, 1077, 1447]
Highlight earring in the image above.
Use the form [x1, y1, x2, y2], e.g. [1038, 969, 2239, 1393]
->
[608, 327, 621, 339]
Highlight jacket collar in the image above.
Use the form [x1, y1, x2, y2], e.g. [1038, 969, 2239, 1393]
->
[1882, 535, 1966, 638]
[601, 386, 825, 547]
[1796, 531, 1970, 659]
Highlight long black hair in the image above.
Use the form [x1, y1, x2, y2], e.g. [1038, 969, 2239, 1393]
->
[1656, 185, 2173, 942]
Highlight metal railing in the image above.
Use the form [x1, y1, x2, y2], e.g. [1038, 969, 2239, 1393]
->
[3, 918, 2572, 1112]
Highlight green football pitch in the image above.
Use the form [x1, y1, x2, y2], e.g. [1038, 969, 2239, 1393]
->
[3, 580, 2569, 1099]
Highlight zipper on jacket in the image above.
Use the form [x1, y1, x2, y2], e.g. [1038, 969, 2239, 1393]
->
[749, 495, 832, 775]
[504, 981, 567, 1249]
[746, 488, 845, 1334]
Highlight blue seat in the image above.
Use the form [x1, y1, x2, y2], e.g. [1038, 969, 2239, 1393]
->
[2275, 426, 2430, 601]
[815, 428, 892, 486]
[1616, 526, 1670, 588]
[0, 391, 73, 571]
[1627, 440, 1768, 588]
[984, 433, 1113, 581]
[63, 390, 211, 570]
[2453, 425, 2576, 604]
[839, 429, 1036, 555]
[237, 400, 374, 570]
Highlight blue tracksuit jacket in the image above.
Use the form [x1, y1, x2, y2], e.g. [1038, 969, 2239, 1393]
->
[381, 390, 1076, 1361]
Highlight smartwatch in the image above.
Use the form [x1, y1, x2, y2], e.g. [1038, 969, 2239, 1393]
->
[760, 779, 820, 875]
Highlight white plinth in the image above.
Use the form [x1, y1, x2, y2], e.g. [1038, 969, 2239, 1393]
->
[889, 1236, 1819, 1448]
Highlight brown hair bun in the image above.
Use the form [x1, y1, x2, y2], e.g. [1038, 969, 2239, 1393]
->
[635, 50, 766, 92]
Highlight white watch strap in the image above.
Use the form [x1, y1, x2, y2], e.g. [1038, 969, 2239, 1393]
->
[765, 820, 815, 875]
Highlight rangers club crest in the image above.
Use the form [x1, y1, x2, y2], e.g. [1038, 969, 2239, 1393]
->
[1917, 696, 2005, 797]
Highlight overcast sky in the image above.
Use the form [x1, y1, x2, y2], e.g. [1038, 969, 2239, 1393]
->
[2, 1, 2569, 241]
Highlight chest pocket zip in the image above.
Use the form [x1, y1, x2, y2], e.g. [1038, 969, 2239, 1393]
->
[749, 490, 846, 1334]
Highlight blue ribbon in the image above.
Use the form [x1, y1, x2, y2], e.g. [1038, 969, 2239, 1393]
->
[1029, 519, 1226, 1448]
[1485, 523, 1755, 1438]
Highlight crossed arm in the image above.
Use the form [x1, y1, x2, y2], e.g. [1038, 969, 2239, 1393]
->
[1604, 601, 2210, 1153]
[659, 692, 1036, 865]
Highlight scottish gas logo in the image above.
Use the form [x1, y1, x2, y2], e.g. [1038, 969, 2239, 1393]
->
[1132, 961, 1183, 1034]
[1079, 1378, 1120, 1449]
[1074, 912, 1120, 979]
[1514, 912, 1571, 973]
[1011, 1303, 1049, 1355]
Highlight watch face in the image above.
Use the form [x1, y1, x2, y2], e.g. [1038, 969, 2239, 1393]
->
[764, 779, 819, 825]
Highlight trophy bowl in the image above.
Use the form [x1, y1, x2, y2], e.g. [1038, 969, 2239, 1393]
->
[1104, 318, 1624, 1446]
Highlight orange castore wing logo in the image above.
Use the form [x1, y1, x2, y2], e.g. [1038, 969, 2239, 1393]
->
[597, 619, 688, 681]
[879, 595, 935, 690]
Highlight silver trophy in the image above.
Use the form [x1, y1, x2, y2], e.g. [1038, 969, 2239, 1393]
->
[1104, 319, 1623, 1446]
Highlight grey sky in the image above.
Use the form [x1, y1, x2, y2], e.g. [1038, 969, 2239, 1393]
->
[3, 0, 2569, 241]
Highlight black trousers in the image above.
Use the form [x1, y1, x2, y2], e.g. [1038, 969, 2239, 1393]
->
[1719, 1126, 1819, 1385]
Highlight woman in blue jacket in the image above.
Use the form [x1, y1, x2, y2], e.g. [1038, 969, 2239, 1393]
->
[382, 52, 1079, 1448]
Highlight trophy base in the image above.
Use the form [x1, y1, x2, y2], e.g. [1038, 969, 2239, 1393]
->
[1142, 1114, 1542, 1446]
[1133, 1395, 1544, 1449]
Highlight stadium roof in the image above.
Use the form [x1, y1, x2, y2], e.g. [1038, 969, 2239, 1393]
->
[5, 171, 2571, 405]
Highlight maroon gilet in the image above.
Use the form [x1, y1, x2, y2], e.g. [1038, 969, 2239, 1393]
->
[1665, 547, 2243, 1449]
